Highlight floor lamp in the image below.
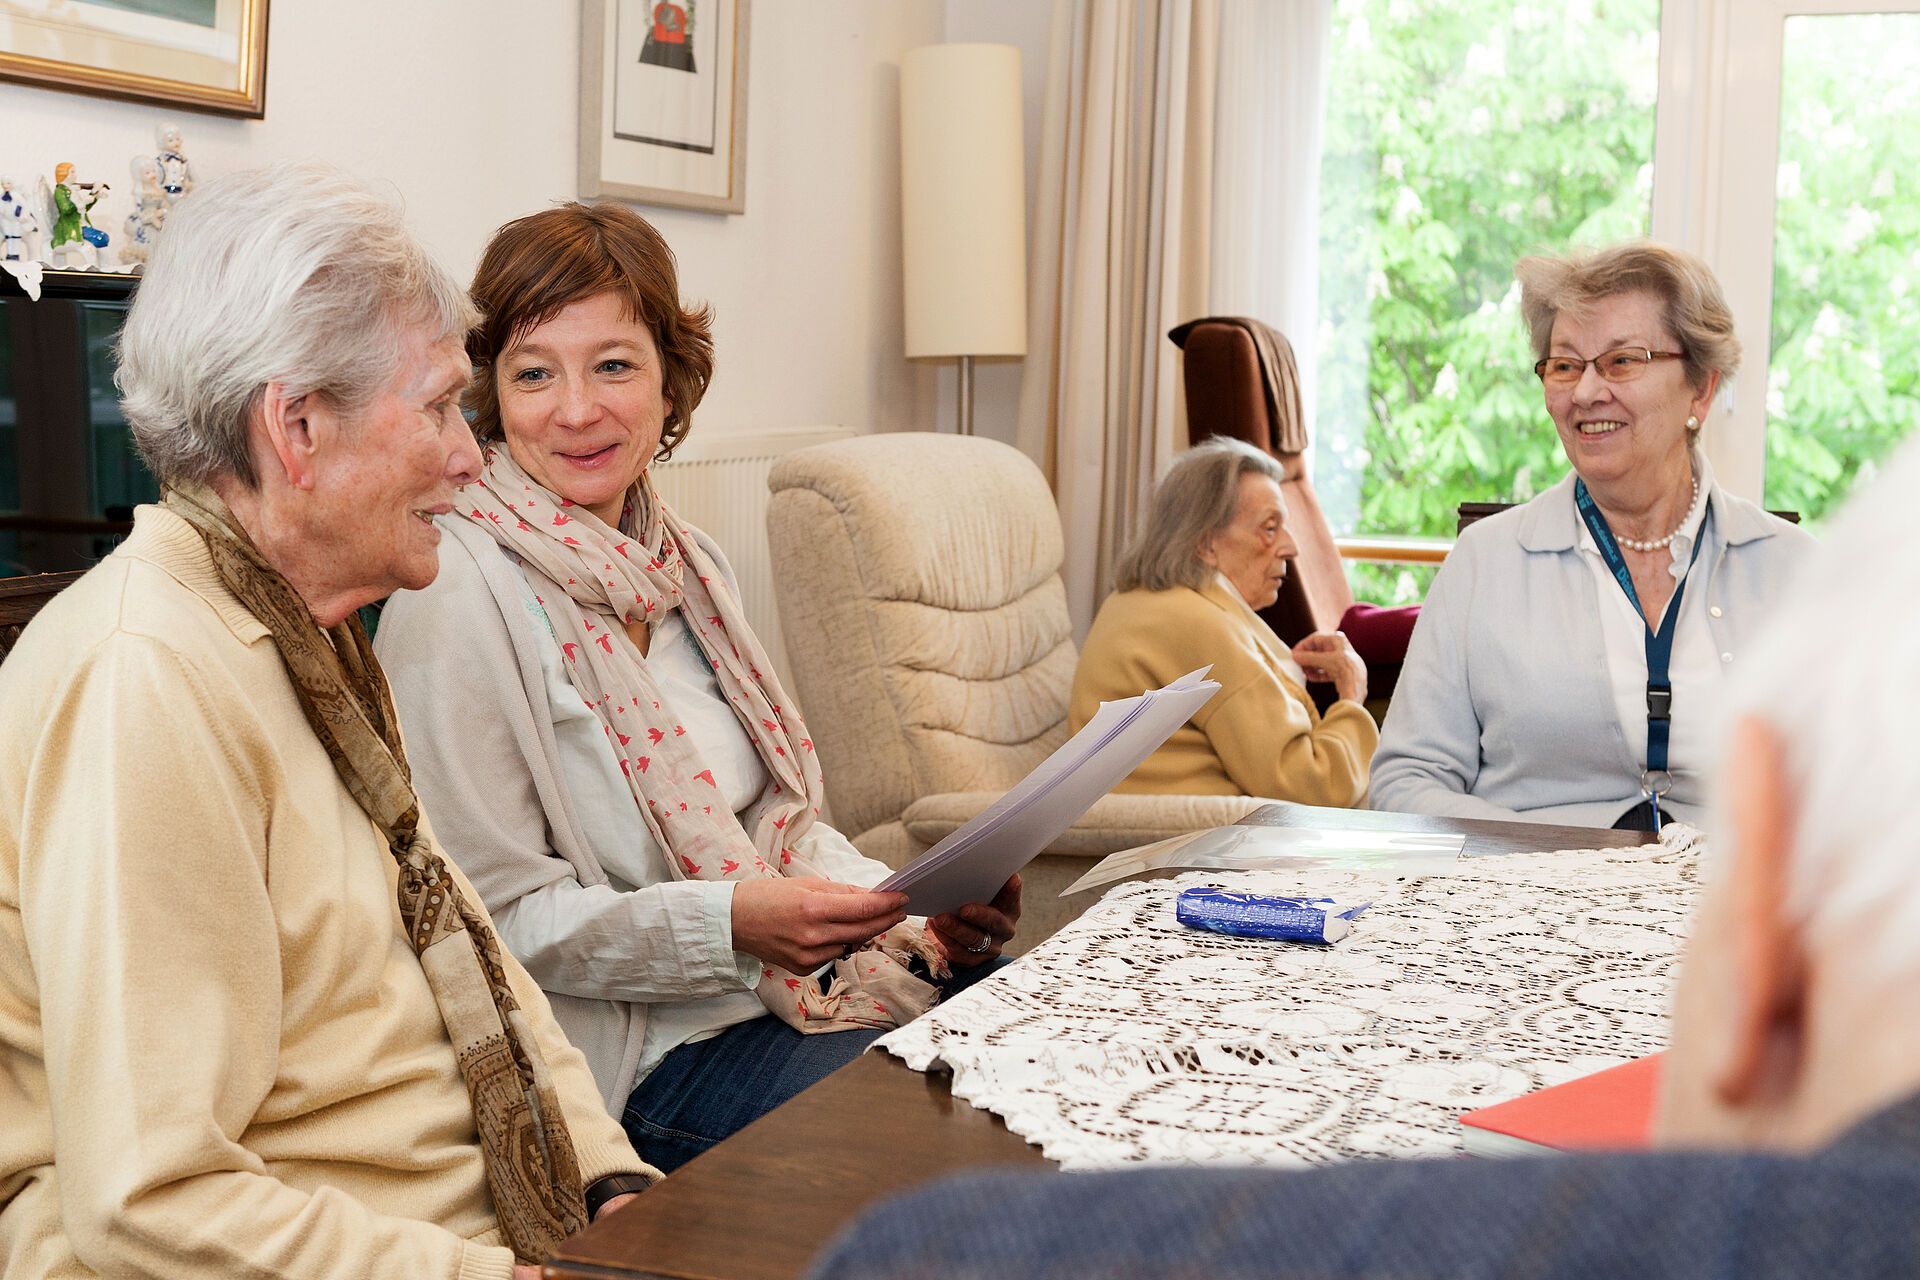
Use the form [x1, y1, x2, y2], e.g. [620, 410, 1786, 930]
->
[900, 42, 1027, 436]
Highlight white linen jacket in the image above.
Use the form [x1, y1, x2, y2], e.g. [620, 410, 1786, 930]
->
[374, 516, 885, 1114]
[1369, 471, 1813, 828]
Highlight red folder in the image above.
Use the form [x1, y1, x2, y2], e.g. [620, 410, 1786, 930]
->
[1458, 1053, 1664, 1158]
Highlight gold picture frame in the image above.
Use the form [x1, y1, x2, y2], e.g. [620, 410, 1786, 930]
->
[580, 0, 750, 215]
[0, 0, 270, 119]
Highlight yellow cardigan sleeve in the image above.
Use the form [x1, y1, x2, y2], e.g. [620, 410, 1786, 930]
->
[1074, 586, 1378, 807]
[1194, 669, 1377, 808]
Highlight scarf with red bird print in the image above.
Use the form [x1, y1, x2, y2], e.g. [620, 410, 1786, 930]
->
[461, 446, 940, 1032]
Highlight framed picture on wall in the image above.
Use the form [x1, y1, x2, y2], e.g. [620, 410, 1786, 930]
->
[580, 0, 750, 215]
[0, 0, 270, 118]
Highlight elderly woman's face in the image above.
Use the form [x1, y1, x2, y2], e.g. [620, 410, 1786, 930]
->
[1544, 290, 1717, 493]
[311, 328, 477, 601]
[496, 290, 669, 526]
[1200, 472, 1296, 610]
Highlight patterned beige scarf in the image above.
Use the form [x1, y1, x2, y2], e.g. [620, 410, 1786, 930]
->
[461, 446, 940, 1032]
[161, 486, 588, 1265]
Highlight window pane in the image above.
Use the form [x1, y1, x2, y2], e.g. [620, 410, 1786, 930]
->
[1315, 0, 1660, 602]
[1764, 13, 1920, 524]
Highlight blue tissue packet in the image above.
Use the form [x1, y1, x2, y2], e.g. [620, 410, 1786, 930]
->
[1175, 887, 1371, 943]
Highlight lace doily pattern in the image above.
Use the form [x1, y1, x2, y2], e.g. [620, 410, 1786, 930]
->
[876, 826, 1703, 1171]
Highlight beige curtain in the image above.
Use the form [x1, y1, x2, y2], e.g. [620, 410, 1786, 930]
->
[1018, 0, 1220, 639]
[1210, 0, 1332, 423]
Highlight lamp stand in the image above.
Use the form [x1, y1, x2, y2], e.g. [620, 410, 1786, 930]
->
[956, 354, 975, 435]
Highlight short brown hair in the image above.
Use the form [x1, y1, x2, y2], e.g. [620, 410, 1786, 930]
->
[1515, 241, 1741, 395]
[465, 202, 714, 458]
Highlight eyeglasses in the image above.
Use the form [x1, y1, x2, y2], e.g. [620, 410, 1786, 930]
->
[1533, 348, 1686, 388]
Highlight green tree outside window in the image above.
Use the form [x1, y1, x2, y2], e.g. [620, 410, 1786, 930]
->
[1315, 0, 1660, 605]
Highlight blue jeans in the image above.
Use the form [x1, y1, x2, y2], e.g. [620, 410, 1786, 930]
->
[623, 956, 1011, 1173]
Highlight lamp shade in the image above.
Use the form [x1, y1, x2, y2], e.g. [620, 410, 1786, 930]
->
[900, 42, 1028, 360]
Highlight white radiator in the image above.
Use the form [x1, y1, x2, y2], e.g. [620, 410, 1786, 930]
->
[650, 426, 853, 693]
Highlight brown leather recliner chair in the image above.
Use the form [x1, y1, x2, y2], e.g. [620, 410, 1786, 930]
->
[1168, 317, 1413, 701]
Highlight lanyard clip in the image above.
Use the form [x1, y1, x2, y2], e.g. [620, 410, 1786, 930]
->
[1639, 769, 1674, 802]
[1646, 684, 1673, 722]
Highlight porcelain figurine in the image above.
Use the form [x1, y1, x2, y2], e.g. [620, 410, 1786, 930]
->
[45, 163, 109, 269]
[155, 122, 195, 206]
[120, 156, 167, 266]
[0, 177, 39, 263]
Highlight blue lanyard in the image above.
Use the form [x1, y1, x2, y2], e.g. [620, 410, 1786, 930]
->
[1573, 479, 1708, 825]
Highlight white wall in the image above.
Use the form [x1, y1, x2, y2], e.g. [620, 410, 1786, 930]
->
[0, 0, 953, 437]
[936, 0, 1054, 445]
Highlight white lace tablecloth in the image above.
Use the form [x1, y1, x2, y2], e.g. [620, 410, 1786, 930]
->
[875, 825, 1703, 1170]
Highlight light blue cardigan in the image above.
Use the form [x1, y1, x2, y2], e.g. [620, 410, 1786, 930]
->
[1370, 471, 1813, 828]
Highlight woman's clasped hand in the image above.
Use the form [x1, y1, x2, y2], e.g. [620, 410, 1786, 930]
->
[1290, 632, 1368, 706]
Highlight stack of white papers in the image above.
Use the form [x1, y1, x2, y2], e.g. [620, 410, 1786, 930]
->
[1059, 824, 1466, 896]
[876, 668, 1221, 915]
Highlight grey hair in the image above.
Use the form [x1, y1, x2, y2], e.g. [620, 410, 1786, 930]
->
[116, 160, 477, 489]
[1713, 434, 1920, 973]
[1515, 241, 1741, 406]
[1114, 438, 1288, 593]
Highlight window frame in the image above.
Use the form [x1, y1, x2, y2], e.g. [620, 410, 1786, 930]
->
[1653, 0, 1920, 504]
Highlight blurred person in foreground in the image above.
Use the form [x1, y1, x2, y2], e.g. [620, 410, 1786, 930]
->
[806, 434, 1920, 1279]
[0, 163, 654, 1280]
[1371, 242, 1811, 829]
[1069, 438, 1376, 807]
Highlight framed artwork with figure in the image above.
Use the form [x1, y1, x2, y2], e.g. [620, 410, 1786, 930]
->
[580, 0, 750, 215]
[0, 0, 269, 118]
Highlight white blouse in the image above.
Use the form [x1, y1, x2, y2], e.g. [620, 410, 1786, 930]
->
[1574, 456, 1727, 812]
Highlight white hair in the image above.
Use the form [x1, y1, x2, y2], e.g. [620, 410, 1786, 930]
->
[1716, 437, 1920, 971]
[116, 159, 476, 489]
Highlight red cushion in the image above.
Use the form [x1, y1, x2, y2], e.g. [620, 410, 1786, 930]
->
[1338, 603, 1419, 665]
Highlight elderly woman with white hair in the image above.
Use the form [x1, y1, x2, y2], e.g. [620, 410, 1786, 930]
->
[1068, 437, 1378, 807]
[0, 163, 652, 1280]
[1371, 242, 1813, 829]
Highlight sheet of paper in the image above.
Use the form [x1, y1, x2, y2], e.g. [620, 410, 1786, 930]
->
[1059, 824, 1467, 896]
[876, 669, 1220, 915]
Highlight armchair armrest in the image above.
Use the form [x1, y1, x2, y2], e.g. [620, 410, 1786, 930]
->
[900, 790, 1265, 860]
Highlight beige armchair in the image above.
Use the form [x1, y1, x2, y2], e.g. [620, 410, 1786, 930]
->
[766, 433, 1261, 950]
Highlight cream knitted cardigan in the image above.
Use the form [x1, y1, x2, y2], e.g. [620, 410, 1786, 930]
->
[0, 508, 645, 1280]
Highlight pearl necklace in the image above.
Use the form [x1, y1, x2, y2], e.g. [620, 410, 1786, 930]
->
[1616, 472, 1702, 553]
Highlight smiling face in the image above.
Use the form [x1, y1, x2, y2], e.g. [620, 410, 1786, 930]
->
[1199, 471, 1296, 610]
[310, 326, 479, 600]
[495, 291, 670, 526]
[1545, 290, 1719, 491]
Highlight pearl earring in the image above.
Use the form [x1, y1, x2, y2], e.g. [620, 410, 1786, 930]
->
[1686, 415, 1698, 430]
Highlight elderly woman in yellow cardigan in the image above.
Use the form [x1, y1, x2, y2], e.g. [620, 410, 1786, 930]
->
[1069, 438, 1377, 806]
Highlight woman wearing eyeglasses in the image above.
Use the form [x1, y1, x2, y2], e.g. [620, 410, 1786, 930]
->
[1370, 242, 1811, 830]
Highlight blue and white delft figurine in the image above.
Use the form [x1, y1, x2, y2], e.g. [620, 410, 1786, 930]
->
[155, 122, 195, 207]
[0, 177, 39, 263]
[121, 156, 167, 266]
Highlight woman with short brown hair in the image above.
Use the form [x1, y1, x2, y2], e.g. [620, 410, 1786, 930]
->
[375, 202, 1019, 1173]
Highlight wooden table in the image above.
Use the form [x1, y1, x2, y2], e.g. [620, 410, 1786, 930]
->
[545, 804, 1654, 1280]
